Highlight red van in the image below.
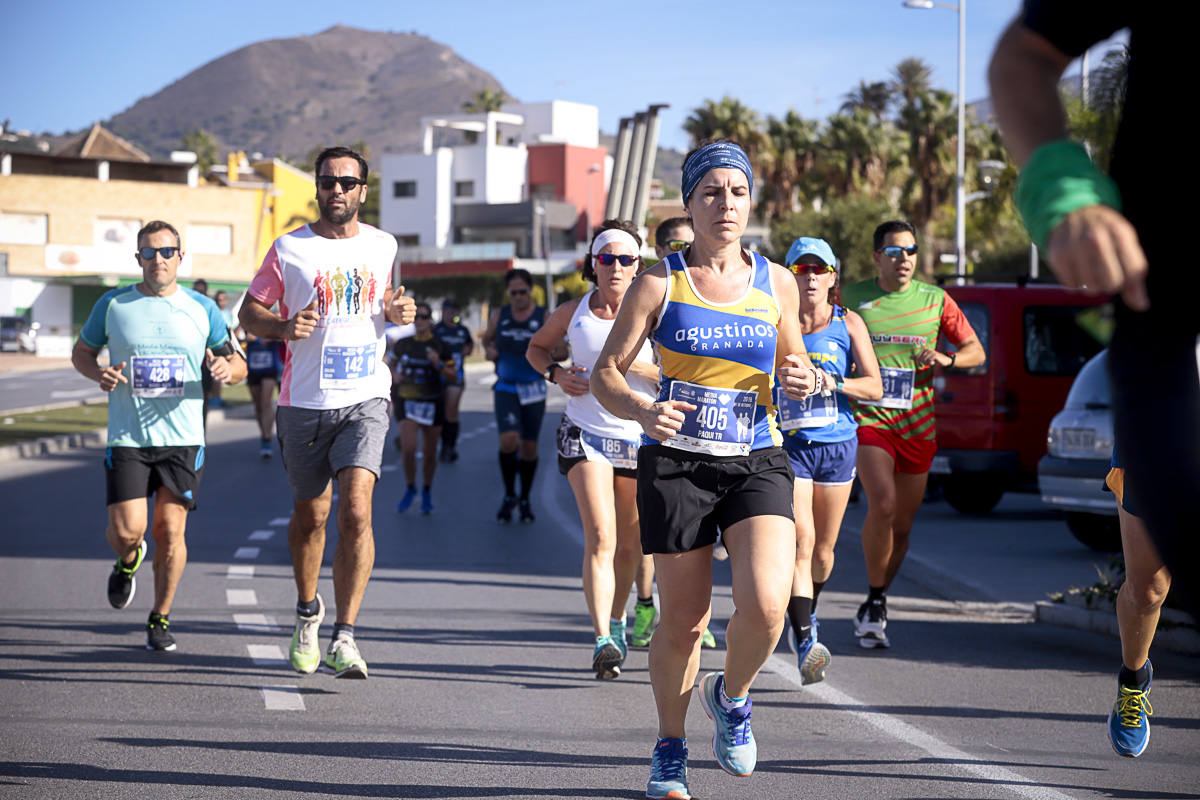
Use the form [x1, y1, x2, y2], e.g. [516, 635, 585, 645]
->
[932, 282, 1111, 513]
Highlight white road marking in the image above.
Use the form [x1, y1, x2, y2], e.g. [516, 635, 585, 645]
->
[248, 529, 274, 541]
[381, 464, 398, 472]
[50, 389, 100, 399]
[269, 517, 290, 526]
[261, 685, 305, 710]
[233, 613, 280, 632]
[226, 565, 254, 579]
[233, 546, 260, 559]
[246, 644, 286, 665]
[226, 589, 258, 606]
[766, 654, 1076, 800]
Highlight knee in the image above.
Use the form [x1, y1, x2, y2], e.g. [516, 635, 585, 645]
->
[1120, 575, 1170, 614]
[292, 504, 329, 534]
[867, 495, 897, 521]
[656, 612, 707, 651]
[338, 501, 372, 537]
[736, 597, 788, 632]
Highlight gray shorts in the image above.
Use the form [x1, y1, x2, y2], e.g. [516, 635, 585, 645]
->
[276, 397, 390, 502]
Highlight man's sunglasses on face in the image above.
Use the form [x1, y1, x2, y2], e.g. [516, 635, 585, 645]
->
[667, 240, 690, 252]
[595, 253, 640, 267]
[138, 246, 180, 261]
[879, 244, 919, 258]
[317, 175, 367, 192]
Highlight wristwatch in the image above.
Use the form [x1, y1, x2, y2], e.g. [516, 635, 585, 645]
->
[545, 364, 560, 383]
[947, 351, 957, 368]
[834, 374, 845, 391]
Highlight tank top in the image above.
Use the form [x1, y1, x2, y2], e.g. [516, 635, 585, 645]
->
[564, 290, 657, 439]
[648, 250, 782, 454]
[494, 305, 546, 391]
[782, 304, 858, 443]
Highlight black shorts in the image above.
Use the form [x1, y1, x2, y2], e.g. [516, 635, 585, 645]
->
[105, 445, 205, 510]
[246, 370, 279, 388]
[637, 444, 794, 555]
[393, 391, 446, 427]
[494, 389, 545, 441]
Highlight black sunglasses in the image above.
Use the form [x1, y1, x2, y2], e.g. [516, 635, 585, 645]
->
[317, 175, 367, 192]
[415, 313, 432, 320]
[508, 287, 530, 296]
[879, 244, 919, 258]
[138, 246, 180, 261]
[595, 253, 640, 267]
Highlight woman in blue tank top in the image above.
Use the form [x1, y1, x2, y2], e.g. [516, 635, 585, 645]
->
[592, 141, 819, 799]
[777, 237, 881, 687]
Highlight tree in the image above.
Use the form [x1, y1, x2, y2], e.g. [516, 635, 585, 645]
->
[891, 58, 933, 107]
[757, 111, 821, 222]
[812, 109, 905, 200]
[179, 128, 219, 172]
[462, 88, 509, 113]
[771, 194, 898, 286]
[840, 80, 893, 121]
[895, 88, 959, 277]
[682, 97, 767, 164]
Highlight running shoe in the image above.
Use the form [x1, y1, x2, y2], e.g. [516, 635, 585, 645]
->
[107, 540, 147, 609]
[610, 618, 628, 661]
[448, 448, 459, 463]
[259, 440, 272, 459]
[519, 498, 535, 523]
[854, 598, 890, 649]
[592, 635, 622, 680]
[646, 737, 690, 800]
[789, 628, 831, 685]
[631, 603, 658, 648]
[712, 541, 729, 561]
[496, 494, 517, 523]
[325, 634, 368, 679]
[289, 594, 325, 674]
[420, 487, 433, 515]
[396, 486, 418, 513]
[438, 447, 451, 463]
[1107, 661, 1154, 758]
[697, 671, 756, 777]
[701, 626, 717, 649]
[145, 613, 176, 652]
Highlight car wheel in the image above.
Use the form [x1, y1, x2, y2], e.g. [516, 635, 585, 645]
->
[942, 475, 1005, 514]
[1064, 512, 1122, 552]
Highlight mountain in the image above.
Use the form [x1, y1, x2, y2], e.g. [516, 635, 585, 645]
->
[103, 25, 511, 161]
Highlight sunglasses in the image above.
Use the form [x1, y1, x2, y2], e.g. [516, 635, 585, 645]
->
[138, 246, 180, 261]
[415, 313, 432, 320]
[879, 244, 919, 258]
[508, 288, 530, 296]
[667, 240, 690, 252]
[790, 263, 834, 275]
[317, 175, 367, 192]
[595, 253, 641, 267]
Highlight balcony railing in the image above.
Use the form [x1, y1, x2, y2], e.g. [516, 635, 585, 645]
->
[395, 242, 517, 264]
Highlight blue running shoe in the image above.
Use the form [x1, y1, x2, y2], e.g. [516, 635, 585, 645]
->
[810, 612, 820, 644]
[646, 737, 690, 799]
[420, 487, 433, 515]
[697, 671, 755, 777]
[1108, 660, 1154, 758]
[789, 628, 831, 685]
[396, 486, 417, 513]
[610, 617, 628, 662]
[592, 635, 622, 680]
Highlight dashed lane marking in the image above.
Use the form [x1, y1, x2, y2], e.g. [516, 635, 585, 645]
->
[226, 589, 258, 606]
[261, 685, 305, 711]
[233, 613, 280, 633]
[268, 517, 290, 526]
[227, 565, 254, 579]
[233, 546, 260, 559]
[246, 644, 286, 665]
[248, 529, 274, 541]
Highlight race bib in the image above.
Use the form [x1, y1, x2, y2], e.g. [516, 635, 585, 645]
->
[860, 367, 914, 410]
[665, 380, 757, 457]
[580, 430, 639, 470]
[320, 343, 377, 389]
[130, 355, 185, 398]
[248, 349, 275, 371]
[515, 380, 547, 406]
[775, 385, 838, 431]
[404, 400, 436, 426]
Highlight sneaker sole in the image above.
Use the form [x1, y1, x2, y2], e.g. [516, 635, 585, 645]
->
[331, 663, 368, 679]
[801, 643, 831, 684]
[630, 637, 653, 649]
[146, 641, 177, 652]
[696, 673, 753, 778]
[858, 634, 890, 649]
[646, 789, 691, 800]
[593, 645, 623, 679]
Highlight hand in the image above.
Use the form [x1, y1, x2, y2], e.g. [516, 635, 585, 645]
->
[556, 365, 590, 397]
[286, 300, 319, 340]
[778, 354, 817, 401]
[206, 348, 233, 383]
[387, 285, 417, 325]
[820, 369, 840, 395]
[485, 345, 499, 362]
[1046, 204, 1149, 311]
[914, 348, 943, 368]
[637, 399, 696, 442]
[98, 361, 128, 392]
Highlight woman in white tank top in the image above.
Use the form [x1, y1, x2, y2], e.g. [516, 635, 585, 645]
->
[527, 220, 657, 680]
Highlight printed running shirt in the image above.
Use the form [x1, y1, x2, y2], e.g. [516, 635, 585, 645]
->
[493, 305, 546, 392]
[432, 319, 472, 382]
[391, 334, 452, 401]
[779, 304, 857, 444]
[79, 285, 229, 447]
[247, 223, 398, 411]
[649, 250, 782, 454]
[841, 277, 975, 440]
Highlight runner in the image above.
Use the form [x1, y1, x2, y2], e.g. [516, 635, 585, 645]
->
[481, 268, 546, 524]
[527, 219, 655, 679]
[592, 140, 818, 799]
[842, 220, 985, 649]
[72, 220, 246, 652]
[244, 331, 284, 458]
[239, 145, 416, 679]
[391, 302, 456, 514]
[1104, 444, 1171, 758]
[433, 298, 474, 463]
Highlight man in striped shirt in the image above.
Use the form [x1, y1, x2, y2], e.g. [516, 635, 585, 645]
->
[842, 220, 985, 648]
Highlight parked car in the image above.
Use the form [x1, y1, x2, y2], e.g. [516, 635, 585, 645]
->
[0, 316, 38, 353]
[1037, 349, 1121, 551]
[931, 282, 1111, 513]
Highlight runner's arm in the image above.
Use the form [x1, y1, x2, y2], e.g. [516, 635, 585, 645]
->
[840, 311, 883, 401]
[481, 309, 500, 361]
[71, 339, 126, 392]
[921, 293, 985, 370]
[525, 299, 575, 375]
[771, 263, 818, 400]
[238, 296, 290, 341]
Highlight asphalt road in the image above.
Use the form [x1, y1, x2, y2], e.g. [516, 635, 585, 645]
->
[1, 377, 1197, 800]
[0, 366, 105, 413]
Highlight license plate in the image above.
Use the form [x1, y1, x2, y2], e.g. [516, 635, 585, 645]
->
[1062, 428, 1096, 455]
[930, 455, 951, 475]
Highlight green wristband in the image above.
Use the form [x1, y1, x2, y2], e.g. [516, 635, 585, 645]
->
[1015, 140, 1122, 251]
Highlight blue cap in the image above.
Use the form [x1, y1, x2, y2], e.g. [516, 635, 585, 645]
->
[784, 237, 837, 270]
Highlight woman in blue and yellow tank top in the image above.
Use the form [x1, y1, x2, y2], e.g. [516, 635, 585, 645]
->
[592, 140, 818, 799]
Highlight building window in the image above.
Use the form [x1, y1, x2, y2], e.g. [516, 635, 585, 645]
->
[188, 223, 234, 255]
[393, 181, 417, 198]
[94, 218, 141, 256]
[396, 235, 419, 246]
[0, 212, 48, 245]
[454, 180, 475, 198]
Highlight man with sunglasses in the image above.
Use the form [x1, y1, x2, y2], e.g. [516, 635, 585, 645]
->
[240, 146, 416, 679]
[482, 268, 546, 523]
[842, 220, 984, 649]
[72, 220, 247, 652]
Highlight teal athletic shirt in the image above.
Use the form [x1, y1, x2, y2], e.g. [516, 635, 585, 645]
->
[80, 285, 229, 448]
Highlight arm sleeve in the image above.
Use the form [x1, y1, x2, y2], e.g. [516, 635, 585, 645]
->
[247, 245, 285, 307]
[78, 291, 116, 349]
[1021, 0, 1128, 57]
[940, 293, 977, 347]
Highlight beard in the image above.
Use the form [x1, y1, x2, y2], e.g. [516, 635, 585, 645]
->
[318, 194, 360, 226]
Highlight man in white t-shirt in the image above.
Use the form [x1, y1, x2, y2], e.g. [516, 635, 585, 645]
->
[239, 146, 416, 679]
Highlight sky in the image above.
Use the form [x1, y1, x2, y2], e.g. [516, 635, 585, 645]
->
[1, 0, 1119, 154]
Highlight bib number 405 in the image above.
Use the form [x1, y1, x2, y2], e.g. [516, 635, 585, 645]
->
[696, 405, 729, 431]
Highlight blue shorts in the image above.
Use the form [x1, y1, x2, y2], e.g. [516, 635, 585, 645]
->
[783, 436, 857, 485]
[494, 389, 545, 441]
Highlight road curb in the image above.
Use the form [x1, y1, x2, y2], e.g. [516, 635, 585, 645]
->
[1035, 600, 1200, 654]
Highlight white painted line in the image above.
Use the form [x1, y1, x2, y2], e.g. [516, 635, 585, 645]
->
[269, 517, 290, 526]
[249, 529, 274, 541]
[246, 644, 286, 665]
[381, 464, 398, 472]
[765, 654, 1076, 800]
[234, 613, 280, 633]
[261, 685, 305, 710]
[226, 565, 254, 579]
[234, 547, 260, 559]
[226, 589, 258, 606]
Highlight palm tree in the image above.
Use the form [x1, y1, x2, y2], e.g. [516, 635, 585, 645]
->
[891, 58, 934, 108]
[683, 96, 766, 163]
[895, 88, 958, 276]
[814, 109, 905, 200]
[462, 88, 509, 113]
[840, 80, 893, 121]
[758, 111, 821, 221]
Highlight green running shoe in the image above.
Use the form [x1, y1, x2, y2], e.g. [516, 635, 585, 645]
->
[325, 634, 368, 679]
[631, 602, 658, 648]
[701, 626, 717, 649]
[289, 594, 324, 674]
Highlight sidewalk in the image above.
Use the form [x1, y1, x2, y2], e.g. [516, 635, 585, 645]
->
[0, 353, 73, 374]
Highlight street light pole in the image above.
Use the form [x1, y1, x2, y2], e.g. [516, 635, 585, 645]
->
[586, 163, 601, 246]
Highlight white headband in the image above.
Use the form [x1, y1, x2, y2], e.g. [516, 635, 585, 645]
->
[591, 229, 640, 257]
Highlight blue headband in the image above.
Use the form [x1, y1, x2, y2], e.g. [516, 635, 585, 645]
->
[681, 142, 754, 203]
